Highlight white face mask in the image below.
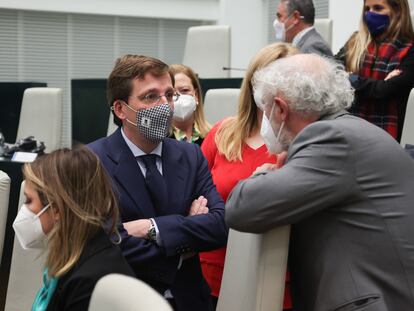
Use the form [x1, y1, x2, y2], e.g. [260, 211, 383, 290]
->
[13, 203, 50, 250]
[173, 94, 197, 122]
[273, 15, 297, 42]
[260, 104, 285, 155]
[273, 19, 286, 42]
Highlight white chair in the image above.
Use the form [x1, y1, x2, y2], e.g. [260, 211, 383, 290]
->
[0, 170, 10, 260]
[5, 181, 45, 311]
[16, 88, 62, 153]
[217, 226, 290, 311]
[204, 88, 240, 125]
[401, 88, 414, 147]
[88, 274, 172, 311]
[183, 25, 231, 78]
[314, 18, 333, 49]
[107, 113, 118, 136]
[411, 11, 414, 25]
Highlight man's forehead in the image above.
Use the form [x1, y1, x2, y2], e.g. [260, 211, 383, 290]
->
[276, 2, 288, 16]
[132, 72, 173, 92]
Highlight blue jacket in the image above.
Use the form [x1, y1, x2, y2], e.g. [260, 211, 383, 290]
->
[88, 129, 227, 311]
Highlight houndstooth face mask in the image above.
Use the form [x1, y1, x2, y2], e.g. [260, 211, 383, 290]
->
[124, 103, 173, 143]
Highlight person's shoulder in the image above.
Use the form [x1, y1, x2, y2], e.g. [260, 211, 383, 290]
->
[69, 233, 134, 282]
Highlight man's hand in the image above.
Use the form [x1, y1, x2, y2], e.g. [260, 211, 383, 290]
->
[276, 151, 288, 168]
[123, 219, 151, 238]
[188, 196, 209, 216]
[252, 151, 288, 175]
[252, 163, 278, 175]
[384, 69, 402, 81]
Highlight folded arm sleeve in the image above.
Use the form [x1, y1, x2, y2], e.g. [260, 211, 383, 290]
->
[225, 122, 356, 234]
[350, 47, 414, 100]
[154, 146, 228, 257]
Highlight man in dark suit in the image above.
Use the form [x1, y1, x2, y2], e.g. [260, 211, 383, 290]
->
[273, 0, 333, 57]
[226, 54, 414, 311]
[88, 55, 227, 311]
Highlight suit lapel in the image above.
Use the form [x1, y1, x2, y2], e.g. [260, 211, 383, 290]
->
[107, 129, 156, 218]
[162, 139, 188, 215]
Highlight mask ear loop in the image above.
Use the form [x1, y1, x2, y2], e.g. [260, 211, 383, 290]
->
[34, 203, 51, 219]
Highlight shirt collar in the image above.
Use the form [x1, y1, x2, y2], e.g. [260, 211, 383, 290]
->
[121, 127, 163, 157]
[172, 123, 201, 143]
[292, 26, 314, 47]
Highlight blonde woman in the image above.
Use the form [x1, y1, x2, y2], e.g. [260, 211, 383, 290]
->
[336, 0, 414, 141]
[12, 147, 134, 311]
[200, 43, 297, 310]
[169, 64, 211, 145]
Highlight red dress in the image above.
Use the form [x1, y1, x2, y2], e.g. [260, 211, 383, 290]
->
[200, 122, 292, 309]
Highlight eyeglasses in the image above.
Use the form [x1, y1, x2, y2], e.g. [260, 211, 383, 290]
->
[131, 91, 180, 105]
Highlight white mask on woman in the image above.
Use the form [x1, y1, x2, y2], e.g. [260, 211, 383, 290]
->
[13, 203, 50, 250]
[173, 94, 197, 122]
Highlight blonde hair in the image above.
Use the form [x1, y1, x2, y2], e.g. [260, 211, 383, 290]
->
[169, 64, 211, 138]
[23, 147, 120, 278]
[215, 43, 298, 161]
[345, 0, 414, 73]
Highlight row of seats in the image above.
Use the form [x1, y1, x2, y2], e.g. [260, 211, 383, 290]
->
[0, 179, 290, 311]
[183, 19, 333, 79]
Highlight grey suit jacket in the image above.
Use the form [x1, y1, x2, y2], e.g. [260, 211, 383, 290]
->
[296, 28, 333, 57]
[226, 111, 414, 311]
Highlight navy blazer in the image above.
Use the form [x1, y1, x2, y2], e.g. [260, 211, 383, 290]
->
[88, 129, 227, 311]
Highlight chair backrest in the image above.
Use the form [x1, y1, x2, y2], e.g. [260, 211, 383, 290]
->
[107, 113, 118, 136]
[217, 226, 290, 311]
[88, 274, 172, 311]
[5, 181, 45, 311]
[401, 88, 414, 147]
[16, 88, 62, 152]
[183, 25, 231, 78]
[0, 170, 10, 260]
[314, 18, 333, 49]
[204, 88, 240, 125]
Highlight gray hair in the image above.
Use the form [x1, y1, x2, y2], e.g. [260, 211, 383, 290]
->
[252, 54, 354, 117]
[282, 0, 315, 25]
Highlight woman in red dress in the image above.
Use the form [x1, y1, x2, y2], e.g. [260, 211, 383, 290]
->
[200, 42, 297, 310]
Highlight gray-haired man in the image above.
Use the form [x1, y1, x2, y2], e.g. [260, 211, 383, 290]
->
[226, 54, 414, 311]
[273, 0, 333, 57]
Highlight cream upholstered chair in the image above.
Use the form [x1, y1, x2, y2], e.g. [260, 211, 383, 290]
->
[16, 88, 62, 152]
[107, 113, 118, 136]
[217, 226, 290, 311]
[0, 170, 10, 260]
[401, 88, 414, 147]
[314, 18, 333, 49]
[183, 25, 231, 78]
[5, 181, 45, 311]
[203, 88, 240, 125]
[88, 274, 172, 311]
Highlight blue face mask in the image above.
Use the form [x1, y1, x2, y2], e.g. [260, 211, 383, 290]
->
[364, 11, 390, 36]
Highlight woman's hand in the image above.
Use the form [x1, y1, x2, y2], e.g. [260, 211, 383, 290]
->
[384, 69, 402, 81]
[188, 196, 209, 216]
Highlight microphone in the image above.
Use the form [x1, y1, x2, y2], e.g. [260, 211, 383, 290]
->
[222, 67, 246, 71]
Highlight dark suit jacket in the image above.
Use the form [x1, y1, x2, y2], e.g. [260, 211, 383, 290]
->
[296, 28, 333, 57]
[226, 112, 414, 311]
[88, 129, 227, 311]
[47, 229, 135, 311]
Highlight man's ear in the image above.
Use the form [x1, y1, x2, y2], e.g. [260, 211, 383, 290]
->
[293, 10, 302, 24]
[274, 97, 289, 121]
[113, 100, 126, 121]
